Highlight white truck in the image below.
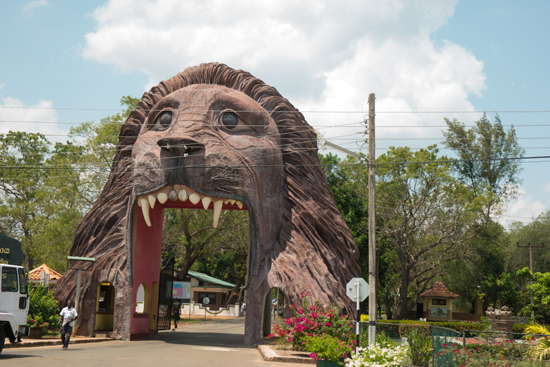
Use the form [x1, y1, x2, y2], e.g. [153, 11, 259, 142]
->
[0, 264, 30, 353]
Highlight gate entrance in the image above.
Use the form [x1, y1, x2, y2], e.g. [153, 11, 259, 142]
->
[157, 257, 175, 331]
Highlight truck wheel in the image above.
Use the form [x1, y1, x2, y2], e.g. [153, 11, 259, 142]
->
[0, 325, 5, 354]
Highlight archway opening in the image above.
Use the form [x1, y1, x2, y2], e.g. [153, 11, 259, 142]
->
[131, 190, 250, 339]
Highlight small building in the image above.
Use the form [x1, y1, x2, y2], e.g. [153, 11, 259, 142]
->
[417, 281, 459, 322]
[28, 264, 63, 288]
[187, 271, 236, 311]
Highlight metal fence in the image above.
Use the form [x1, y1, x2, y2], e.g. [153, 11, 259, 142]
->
[359, 322, 550, 367]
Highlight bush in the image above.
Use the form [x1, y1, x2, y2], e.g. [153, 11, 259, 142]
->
[27, 285, 59, 330]
[406, 327, 432, 367]
[269, 290, 354, 350]
[304, 334, 354, 363]
[345, 343, 408, 367]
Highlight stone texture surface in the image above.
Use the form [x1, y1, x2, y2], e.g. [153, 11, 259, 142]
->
[54, 63, 361, 345]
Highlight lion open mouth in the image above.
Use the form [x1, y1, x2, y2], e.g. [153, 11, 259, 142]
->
[136, 185, 246, 228]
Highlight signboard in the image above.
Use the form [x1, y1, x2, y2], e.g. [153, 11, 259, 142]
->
[203, 297, 210, 305]
[0, 233, 25, 265]
[431, 306, 448, 318]
[172, 281, 191, 299]
[346, 278, 368, 302]
[272, 298, 278, 305]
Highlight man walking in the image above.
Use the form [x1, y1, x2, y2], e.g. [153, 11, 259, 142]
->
[172, 300, 181, 329]
[58, 300, 78, 350]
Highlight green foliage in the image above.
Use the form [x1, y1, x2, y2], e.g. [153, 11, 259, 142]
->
[304, 334, 353, 363]
[0, 96, 140, 271]
[269, 291, 354, 351]
[405, 327, 432, 367]
[442, 113, 524, 210]
[517, 268, 550, 323]
[505, 210, 550, 276]
[525, 324, 550, 361]
[481, 272, 524, 312]
[375, 145, 489, 319]
[346, 343, 408, 367]
[27, 285, 60, 329]
[162, 208, 249, 287]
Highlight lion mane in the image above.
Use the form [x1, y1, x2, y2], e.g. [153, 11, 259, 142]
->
[54, 63, 360, 342]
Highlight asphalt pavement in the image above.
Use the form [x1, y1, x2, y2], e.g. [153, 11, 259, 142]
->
[0, 317, 305, 367]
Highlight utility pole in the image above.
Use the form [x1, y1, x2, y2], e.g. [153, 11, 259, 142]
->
[367, 93, 376, 345]
[517, 242, 544, 317]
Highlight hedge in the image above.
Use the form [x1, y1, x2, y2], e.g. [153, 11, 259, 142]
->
[364, 318, 528, 334]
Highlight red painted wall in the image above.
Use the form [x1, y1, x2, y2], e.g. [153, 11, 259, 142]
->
[131, 203, 164, 337]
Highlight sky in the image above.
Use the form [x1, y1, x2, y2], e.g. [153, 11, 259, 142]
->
[0, 0, 549, 227]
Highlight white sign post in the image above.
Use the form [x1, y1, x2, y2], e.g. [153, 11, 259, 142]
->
[346, 278, 369, 346]
[203, 297, 210, 320]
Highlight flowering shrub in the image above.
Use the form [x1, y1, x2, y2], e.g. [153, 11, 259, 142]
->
[27, 314, 49, 328]
[344, 343, 408, 367]
[268, 290, 354, 350]
[26, 285, 59, 330]
[304, 334, 354, 363]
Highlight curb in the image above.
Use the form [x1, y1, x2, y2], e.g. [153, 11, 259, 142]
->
[4, 337, 115, 349]
[258, 345, 315, 364]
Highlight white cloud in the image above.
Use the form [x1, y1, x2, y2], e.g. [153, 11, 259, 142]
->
[22, 0, 50, 14]
[544, 182, 550, 193]
[82, 0, 485, 152]
[0, 97, 67, 141]
[0, 84, 4, 90]
[496, 185, 547, 227]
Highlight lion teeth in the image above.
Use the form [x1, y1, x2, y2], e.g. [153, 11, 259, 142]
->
[213, 201, 223, 228]
[189, 193, 200, 205]
[140, 198, 151, 227]
[137, 186, 246, 229]
[157, 192, 168, 204]
[148, 195, 156, 209]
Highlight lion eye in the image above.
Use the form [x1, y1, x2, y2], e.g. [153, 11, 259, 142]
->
[221, 112, 239, 129]
[157, 111, 173, 128]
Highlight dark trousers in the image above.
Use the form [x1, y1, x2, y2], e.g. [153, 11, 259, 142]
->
[61, 324, 73, 348]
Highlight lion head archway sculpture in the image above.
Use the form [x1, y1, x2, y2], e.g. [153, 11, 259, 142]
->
[54, 63, 360, 345]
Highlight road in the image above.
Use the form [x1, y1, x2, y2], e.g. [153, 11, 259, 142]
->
[0, 318, 302, 367]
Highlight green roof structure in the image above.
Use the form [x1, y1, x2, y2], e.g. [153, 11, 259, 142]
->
[187, 270, 235, 288]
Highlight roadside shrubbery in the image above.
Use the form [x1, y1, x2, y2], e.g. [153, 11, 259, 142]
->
[268, 290, 354, 351]
[27, 285, 59, 330]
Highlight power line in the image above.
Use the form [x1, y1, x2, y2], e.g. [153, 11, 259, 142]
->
[3, 105, 550, 113]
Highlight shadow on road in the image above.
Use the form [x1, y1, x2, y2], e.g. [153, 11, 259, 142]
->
[142, 318, 250, 349]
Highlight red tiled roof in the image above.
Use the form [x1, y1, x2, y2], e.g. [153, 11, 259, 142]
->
[28, 264, 63, 280]
[419, 281, 459, 298]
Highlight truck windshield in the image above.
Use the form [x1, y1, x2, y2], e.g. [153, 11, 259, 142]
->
[1, 266, 18, 292]
[18, 268, 27, 294]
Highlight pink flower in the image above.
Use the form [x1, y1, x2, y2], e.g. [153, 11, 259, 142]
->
[325, 322, 332, 327]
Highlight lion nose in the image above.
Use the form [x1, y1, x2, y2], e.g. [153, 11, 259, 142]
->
[157, 138, 205, 159]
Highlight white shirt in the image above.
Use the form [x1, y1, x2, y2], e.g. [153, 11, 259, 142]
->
[60, 306, 78, 327]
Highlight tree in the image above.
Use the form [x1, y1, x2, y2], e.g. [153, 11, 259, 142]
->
[442, 220, 506, 311]
[162, 208, 249, 282]
[0, 131, 51, 268]
[442, 113, 524, 215]
[517, 268, 550, 323]
[374, 145, 488, 319]
[0, 96, 140, 271]
[480, 272, 524, 312]
[504, 210, 550, 274]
